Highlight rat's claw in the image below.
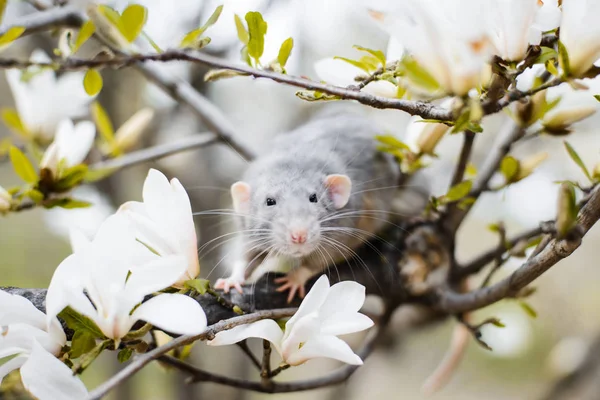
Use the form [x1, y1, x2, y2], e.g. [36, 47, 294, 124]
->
[215, 277, 244, 294]
[274, 267, 312, 303]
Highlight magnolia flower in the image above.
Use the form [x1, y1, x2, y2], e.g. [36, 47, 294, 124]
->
[0, 185, 11, 212]
[19, 341, 89, 400]
[113, 108, 155, 152]
[314, 37, 403, 98]
[40, 119, 96, 176]
[541, 79, 600, 132]
[5, 50, 93, 141]
[404, 99, 454, 154]
[486, 0, 561, 61]
[0, 290, 66, 383]
[375, 0, 491, 96]
[118, 169, 200, 287]
[560, 0, 600, 76]
[208, 275, 373, 366]
[46, 214, 207, 343]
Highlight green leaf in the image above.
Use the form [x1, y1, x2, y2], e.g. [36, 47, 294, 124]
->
[91, 102, 115, 145]
[400, 57, 440, 92]
[204, 68, 248, 82]
[557, 41, 570, 77]
[54, 165, 89, 192]
[451, 111, 470, 134]
[444, 180, 473, 202]
[58, 307, 105, 338]
[73, 20, 96, 53]
[564, 141, 592, 182]
[519, 301, 538, 318]
[277, 37, 294, 68]
[375, 135, 410, 150]
[201, 4, 223, 32]
[234, 14, 249, 44]
[70, 331, 97, 359]
[334, 56, 371, 73]
[245, 11, 267, 62]
[72, 339, 111, 374]
[1, 108, 28, 138]
[84, 167, 115, 182]
[83, 69, 103, 96]
[25, 189, 44, 203]
[354, 45, 386, 67]
[556, 182, 578, 238]
[44, 198, 92, 209]
[0, 0, 6, 25]
[184, 279, 210, 295]
[500, 156, 519, 182]
[120, 4, 147, 42]
[9, 146, 37, 183]
[141, 31, 163, 53]
[118, 347, 134, 363]
[0, 26, 25, 49]
[534, 46, 557, 65]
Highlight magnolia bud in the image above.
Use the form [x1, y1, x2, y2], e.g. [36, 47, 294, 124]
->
[593, 162, 600, 182]
[0, 185, 11, 212]
[515, 152, 548, 182]
[39, 143, 60, 175]
[86, 3, 131, 51]
[57, 29, 74, 58]
[416, 123, 450, 155]
[555, 182, 578, 238]
[543, 107, 596, 134]
[114, 108, 154, 153]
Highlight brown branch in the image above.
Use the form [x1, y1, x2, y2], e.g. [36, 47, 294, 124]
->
[435, 185, 600, 313]
[443, 120, 526, 234]
[449, 130, 476, 188]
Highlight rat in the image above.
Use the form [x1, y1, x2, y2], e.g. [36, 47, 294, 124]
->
[214, 111, 401, 302]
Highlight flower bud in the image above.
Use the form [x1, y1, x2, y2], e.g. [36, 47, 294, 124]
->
[0, 185, 11, 212]
[416, 122, 450, 155]
[593, 162, 600, 182]
[543, 107, 596, 134]
[555, 182, 578, 239]
[515, 152, 548, 182]
[114, 108, 154, 153]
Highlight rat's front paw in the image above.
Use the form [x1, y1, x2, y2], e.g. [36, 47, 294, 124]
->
[214, 276, 244, 294]
[275, 266, 314, 303]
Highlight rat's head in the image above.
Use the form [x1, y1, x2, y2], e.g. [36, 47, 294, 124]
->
[231, 173, 351, 258]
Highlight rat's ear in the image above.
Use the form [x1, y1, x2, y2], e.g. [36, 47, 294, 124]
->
[231, 181, 252, 214]
[325, 174, 352, 209]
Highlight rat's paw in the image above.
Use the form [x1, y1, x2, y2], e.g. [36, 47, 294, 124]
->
[214, 276, 244, 294]
[274, 267, 314, 303]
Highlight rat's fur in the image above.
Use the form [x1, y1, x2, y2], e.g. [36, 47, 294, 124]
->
[218, 112, 400, 296]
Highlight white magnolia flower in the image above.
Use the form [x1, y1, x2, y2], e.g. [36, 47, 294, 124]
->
[314, 37, 403, 98]
[46, 214, 207, 343]
[208, 275, 373, 366]
[486, 0, 561, 61]
[376, 0, 491, 96]
[560, 0, 600, 76]
[40, 119, 96, 176]
[5, 50, 93, 141]
[19, 341, 89, 400]
[0, 185, 11, 212]
[118, 169, 200, 287]
[542, 79, 600, 130]
[0, 290, 66, 383]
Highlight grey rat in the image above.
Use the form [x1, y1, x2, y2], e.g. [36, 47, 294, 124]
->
[215, 111, 400, 302]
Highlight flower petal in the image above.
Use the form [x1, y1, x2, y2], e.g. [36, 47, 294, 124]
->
[0, 323, 63, 359]
[0, 290, 47, 329]
[21, 341, 88, 400]
[318, 280, 366, 320]
[208, 319, 284, 354]
[125, 255, 188, 299]
[314, 58, 363, 87]
[0, 355, 27, 384]
[285, 335, 363, 366]
[131, 294, 207, 336]
[283, 275, 329, 339]
[320, 312, 374, 336]
[63, 120, 95, 167]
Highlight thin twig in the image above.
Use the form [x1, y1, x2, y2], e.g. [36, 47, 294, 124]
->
[449, 130, 476, 188]
[480, 222, 507, 288]
[261, 340, 272, 385]
[86, 308, 297, 400]
[236, 341, 261, 371]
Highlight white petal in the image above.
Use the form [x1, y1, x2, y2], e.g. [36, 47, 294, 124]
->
[319, 280, 366, 319]
[0, 355, 27, 384]
[63, 120, 95, 167]
[0, 323, 62, 358]
[125, 255, 188, 299]
[285, 335, 363, 366]
[363, 81, 398, 98]
[386, 36, 405, 61]
[45, 254, 87, 323]
[40, 142, 60, 172]
[68, 227, 91, 253]
[281, 314, 321, 360]
[131, 294, 207, 335]
[283, 275, 329, 339]
[534, 2, 562, 31]
[21, 341, 88, 400]
[320, 312, 374, 336]
[0, 290, 47, 329]
[114, 108, 154, 151]
[208, 319, 284, 354]
[313, 58, 363, 87]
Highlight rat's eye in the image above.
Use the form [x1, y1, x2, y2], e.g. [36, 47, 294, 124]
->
[309, 193, 318, 203]
[266, 198, 276, 206]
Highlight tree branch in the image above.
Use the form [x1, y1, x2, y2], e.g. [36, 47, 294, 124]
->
[435, 185, 600, 313]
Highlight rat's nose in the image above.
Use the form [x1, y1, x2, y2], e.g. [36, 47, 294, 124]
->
[290, 229, 307, 244]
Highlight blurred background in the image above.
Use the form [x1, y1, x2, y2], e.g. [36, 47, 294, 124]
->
[1, 0, 600, 399]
